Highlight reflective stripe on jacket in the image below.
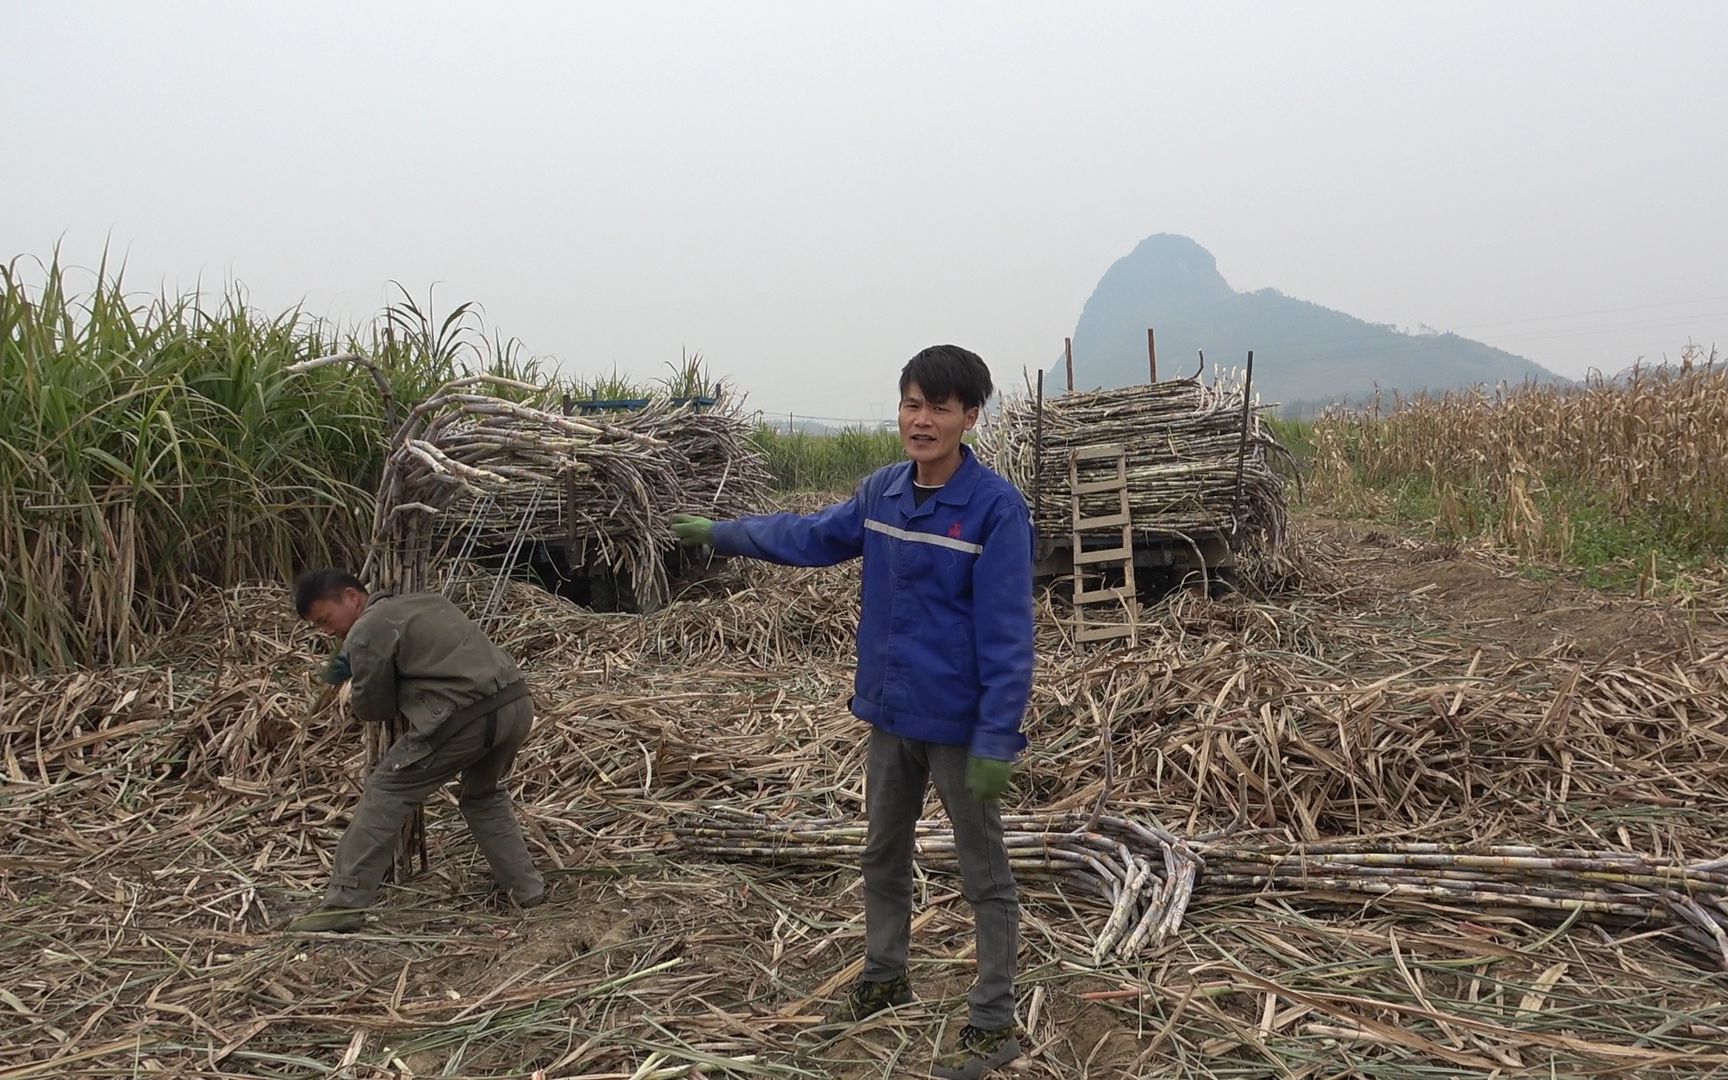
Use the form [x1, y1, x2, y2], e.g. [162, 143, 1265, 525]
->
[711, 446, 1035, 760]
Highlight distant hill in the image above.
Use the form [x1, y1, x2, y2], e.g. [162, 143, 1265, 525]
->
[1060, 234, 1564, 413]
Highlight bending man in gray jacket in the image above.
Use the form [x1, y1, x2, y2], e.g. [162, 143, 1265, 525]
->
[286, 569, 545, 932]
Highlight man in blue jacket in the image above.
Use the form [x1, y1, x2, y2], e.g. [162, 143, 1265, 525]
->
[672, 345, 1035, 1079]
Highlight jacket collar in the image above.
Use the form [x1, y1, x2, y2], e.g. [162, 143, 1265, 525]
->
[883, 445, 983, 509]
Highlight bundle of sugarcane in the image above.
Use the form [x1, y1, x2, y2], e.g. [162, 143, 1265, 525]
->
[1201, 842, 1728, 969]
[976, 374, 1293, 553]
[606, 394, 772, 520]
[677, 810, 1728, 969]
[673, 809, 1202, 963]
[363, 375, 771, 605]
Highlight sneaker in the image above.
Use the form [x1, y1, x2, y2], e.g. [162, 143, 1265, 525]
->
[818, 974, 914, 1029]
[284, 906, 366, 933]
[932, 1024, 1022, 1079]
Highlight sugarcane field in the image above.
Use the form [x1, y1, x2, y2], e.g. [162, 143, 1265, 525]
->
[5, 250, 1728, 1080]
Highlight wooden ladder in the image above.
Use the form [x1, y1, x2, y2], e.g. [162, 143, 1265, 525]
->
[1068, 444, 1139, 644]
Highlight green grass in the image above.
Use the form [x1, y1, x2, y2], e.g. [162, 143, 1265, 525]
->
[1317, 462, 1716, 591]
[749, 426, 904, 492]
[1504, 480, 1706, 589]
[1267, 417, 1317, 470]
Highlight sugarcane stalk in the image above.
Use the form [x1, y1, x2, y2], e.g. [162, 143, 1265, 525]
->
[676, 810, 1728, 964]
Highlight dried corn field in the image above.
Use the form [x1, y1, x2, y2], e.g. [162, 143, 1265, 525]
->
[6, 512, 1728, 1078]
[1314, 345, 1728, 564]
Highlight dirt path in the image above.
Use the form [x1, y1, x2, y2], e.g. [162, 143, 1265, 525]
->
[1294, 512, 1718, 662]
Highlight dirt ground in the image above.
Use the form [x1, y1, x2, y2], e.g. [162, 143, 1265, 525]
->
[1315, 515, 1712, 659]
[4, 512, 1728, 1079]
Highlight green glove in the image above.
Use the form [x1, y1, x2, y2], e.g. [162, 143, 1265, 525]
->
[320, 650, 351, 687]
[670, 514, 716, 547]
[966, 756, 1014, 802]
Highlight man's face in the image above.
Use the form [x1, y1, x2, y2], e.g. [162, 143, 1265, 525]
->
[304, 588, 367, 640]
[898, 381, 978, 468]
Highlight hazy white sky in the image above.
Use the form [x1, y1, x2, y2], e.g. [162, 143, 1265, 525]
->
[6, 1, 1725, 420]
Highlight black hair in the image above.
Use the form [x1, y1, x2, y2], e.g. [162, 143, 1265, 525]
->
[899, 345, 993, 410]
[293, 568, 367, 616]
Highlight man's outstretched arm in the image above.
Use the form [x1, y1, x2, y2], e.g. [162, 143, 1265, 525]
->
[673, 482, 870, 568]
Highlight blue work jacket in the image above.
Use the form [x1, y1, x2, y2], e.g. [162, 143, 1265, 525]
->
[710, 446, 1035, 761]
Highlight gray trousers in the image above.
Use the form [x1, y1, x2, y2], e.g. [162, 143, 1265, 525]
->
[325, 697, 543, 909]
[861, 728, 1019, 1030]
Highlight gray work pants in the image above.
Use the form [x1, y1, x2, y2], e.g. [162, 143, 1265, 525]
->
[861, 728, 1020, 1030]
[325, 696, 543, 908]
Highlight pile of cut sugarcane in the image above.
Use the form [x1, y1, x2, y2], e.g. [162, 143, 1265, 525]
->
[677, 812, 1728, 968]
[10, 533, 1728, 1078]
[675, 810, 1201, 963]
[977, 373, 1293, 553]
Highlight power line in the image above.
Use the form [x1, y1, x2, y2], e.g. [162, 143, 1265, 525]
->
[1441, 295, 1728, 333]
[1080, 307, 1727, 362]
[747, 409, 894, 427]
[1474, 312, 1728, 346]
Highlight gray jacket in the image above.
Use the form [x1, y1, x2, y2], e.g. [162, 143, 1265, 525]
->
[345, 591, 525, 745]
